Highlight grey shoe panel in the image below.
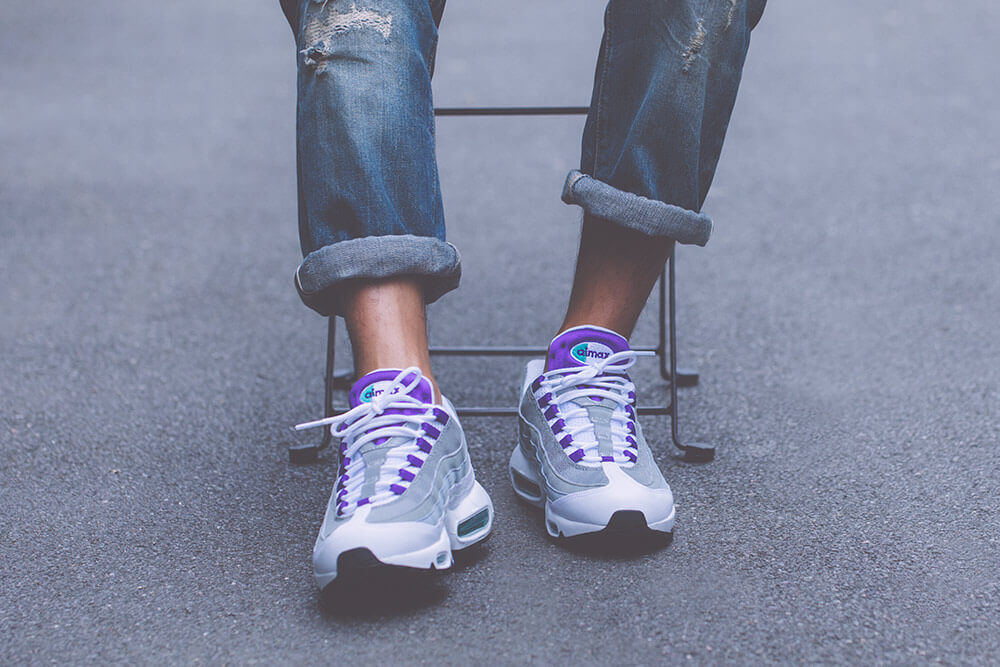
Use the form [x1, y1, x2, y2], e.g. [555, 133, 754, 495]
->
[517, 360, 670, 501]
[365, 413, 470, 525]
[320, 407, 473, 537]
[358, 447, 387, 501]
[622, 420, 669, 489]
[575, 396, 616, 458]
[518, 380, 608, 500]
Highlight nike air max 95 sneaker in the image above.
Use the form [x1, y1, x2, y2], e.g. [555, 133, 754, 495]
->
[295, 368, 493, 591]
[509, 326, 675, 537]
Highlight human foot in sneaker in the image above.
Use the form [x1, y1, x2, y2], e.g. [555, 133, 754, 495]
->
[509, 326, 675, 538]
[295, 368, 493, 591]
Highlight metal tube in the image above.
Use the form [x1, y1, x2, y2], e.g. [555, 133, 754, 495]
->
[320, 317, 336, 453]
[431, 346, 546, 356]
[668, 245, 681, 451]
[667, 245, 715, 461]
[428, 345, 659, 356]
[434, 106, 589, 117]
[658, 264, 670, 381]
[453, 405, 673, 417]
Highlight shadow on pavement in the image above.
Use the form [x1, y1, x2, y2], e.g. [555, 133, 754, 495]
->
[452, 538, 491, 572]
[317, 542, 491, 619]
[555, 529, 674, 560]
[552, 531, 674, 560]
[515, 502, 675, 560]
[318, 567, 448, 619]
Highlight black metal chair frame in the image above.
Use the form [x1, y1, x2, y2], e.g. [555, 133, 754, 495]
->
[290, 105, 715, 464]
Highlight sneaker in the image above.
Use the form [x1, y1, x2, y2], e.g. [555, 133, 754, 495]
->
[509, 326, 675, 537]
[295, 367, 493, 590]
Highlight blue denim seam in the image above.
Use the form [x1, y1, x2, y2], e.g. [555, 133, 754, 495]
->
[294, 234, 462, 316]
[561, 170, 713, 246]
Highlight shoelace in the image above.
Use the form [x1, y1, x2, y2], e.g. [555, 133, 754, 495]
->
[532, 349, 653, 465]
[294, 368, 448, 517]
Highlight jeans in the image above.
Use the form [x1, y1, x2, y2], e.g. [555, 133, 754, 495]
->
[280, 0, 766, 316]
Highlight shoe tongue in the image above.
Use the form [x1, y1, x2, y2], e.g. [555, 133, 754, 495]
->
[349, 369, 434, 408]
[547, 326, 629, 370]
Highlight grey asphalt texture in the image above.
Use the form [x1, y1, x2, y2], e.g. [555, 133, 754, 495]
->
[3, 0, 1000, 664]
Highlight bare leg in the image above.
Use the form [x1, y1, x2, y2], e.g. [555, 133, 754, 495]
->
[342, 276, 439, 403]
[558, 214, 672, 339]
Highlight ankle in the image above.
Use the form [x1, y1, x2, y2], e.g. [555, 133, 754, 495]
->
[556, 319, 630, 340]
[343, 276, 440, 402]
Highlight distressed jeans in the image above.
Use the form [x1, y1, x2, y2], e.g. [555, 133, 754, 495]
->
[279, 0, 766, 316]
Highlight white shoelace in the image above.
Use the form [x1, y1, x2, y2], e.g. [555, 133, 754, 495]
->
[294, 368, 445, 517]
[534, 350, 653, 465]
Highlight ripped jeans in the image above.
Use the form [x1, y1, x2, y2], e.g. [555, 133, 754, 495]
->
[279, 0, 766, 316]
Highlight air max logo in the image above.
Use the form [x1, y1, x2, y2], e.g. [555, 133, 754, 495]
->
[571, 342, 612, 364]
[360, 382, 401, 403]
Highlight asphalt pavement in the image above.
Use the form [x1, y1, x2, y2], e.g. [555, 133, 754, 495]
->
[2, 0, 999, 663]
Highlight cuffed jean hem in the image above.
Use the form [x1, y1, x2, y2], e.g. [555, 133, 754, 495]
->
[561, 170, 713, 246]
[294, 234, 462, 317]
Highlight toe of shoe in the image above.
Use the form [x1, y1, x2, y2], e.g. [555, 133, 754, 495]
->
[548, 462, 674, 531]
[312, 509, 445, 584]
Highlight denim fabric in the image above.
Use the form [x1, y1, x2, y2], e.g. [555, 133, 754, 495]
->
[280, 0, 451, 316]
[280, 0, 764, 315]
[570, 0, 767, 243]
[295, 235, 460, 315]
[562, 170, 714, 246]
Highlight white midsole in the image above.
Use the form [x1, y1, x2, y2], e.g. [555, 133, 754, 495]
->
[314, 471, 493, 590]
[509, 444, 675, 538]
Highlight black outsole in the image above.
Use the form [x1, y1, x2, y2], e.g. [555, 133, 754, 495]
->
[319, 548, 428, 596]
[604, 510, 651, 532]
[323, 547, 433, 589]
[320, 534, 493, 599]
[319, 548, 443, 612]
[336, 547, 391, 573]
[554, 511, 674, 557]
[556, 509, 672, 539]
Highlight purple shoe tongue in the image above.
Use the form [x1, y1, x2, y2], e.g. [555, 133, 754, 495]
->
[547, 326, 629, 371]
[349, 369, 434, 408]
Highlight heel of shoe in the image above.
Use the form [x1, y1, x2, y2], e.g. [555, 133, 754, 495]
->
[447, 481, 493, 550]
[509, 446, 545, 508]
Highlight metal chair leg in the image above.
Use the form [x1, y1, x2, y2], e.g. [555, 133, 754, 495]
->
[658, 265, 700, 388]
[666, 244, 715, 462]
[289, 317, 338, 463]
[287, 103, 712, 462]
[291, 249, 713, 462]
